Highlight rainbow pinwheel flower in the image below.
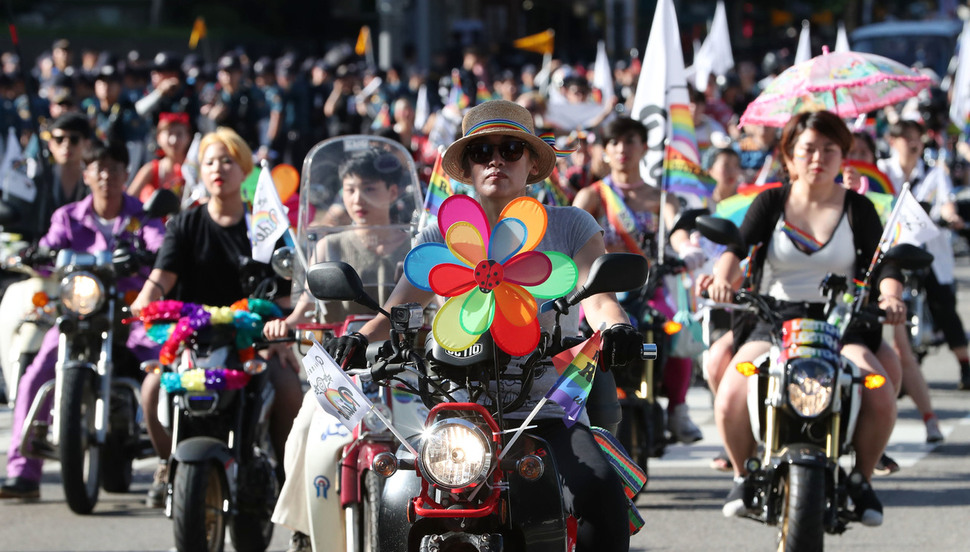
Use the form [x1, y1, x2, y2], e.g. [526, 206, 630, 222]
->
[404, 195, 578, 356]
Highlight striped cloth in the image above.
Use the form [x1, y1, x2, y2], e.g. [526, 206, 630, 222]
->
[591, 426, 647, 534]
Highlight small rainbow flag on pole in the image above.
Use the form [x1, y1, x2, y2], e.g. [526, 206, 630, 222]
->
[546, 331, 602, 427]
[668, 103, 700, 163]
[663, 147, 714, 201]
[475, 81, 494, 104]
[422, 153, 454, 218]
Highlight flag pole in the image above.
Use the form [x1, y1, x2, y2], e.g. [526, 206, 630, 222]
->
[657, 140, 670, 266]
[859, 181, 911, 306]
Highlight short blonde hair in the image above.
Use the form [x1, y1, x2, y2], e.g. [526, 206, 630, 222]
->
[199, 127, 254, 175]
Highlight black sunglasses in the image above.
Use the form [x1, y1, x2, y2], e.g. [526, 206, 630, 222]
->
[51, 133, 82, 146]
[465, 140, 528, 165]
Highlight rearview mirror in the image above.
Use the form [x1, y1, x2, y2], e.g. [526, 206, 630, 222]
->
[143, 188, 181, 219]
[306, 261, 383, 313]
[696, 216, 744, 249]
[670, 208, 709, 235]
[565, 253, 648, 306]
[882, 243, 934, 271]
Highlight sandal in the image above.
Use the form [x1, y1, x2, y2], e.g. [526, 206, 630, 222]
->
[709, 450, 733, 472]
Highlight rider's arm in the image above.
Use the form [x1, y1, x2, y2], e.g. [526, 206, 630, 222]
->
[571, 185, 601, 218]
[707, 251, 742, 304]
[131, 268, 177, 316]
[575, 231, 630, 329]
[38, 207, 72, 250]
[357, 277, 436, 343]
[126, 162, 153, 198]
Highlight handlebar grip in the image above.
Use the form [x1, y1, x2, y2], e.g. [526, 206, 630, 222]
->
[641, 343, 658, 360]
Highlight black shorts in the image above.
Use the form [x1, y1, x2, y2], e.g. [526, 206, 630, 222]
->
[733, 300, 881, 353]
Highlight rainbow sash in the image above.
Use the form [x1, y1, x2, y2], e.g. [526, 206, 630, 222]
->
[594, 177, 646, 256]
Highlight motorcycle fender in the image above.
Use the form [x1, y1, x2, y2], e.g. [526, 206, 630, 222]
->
[746, 351, 771, 443]
[777, 445, 829, 469]
[506, 434, 568, 552]
[173, 436, 234, 466]
[377, 467, 423, 552]
[346, 440, 394, 507]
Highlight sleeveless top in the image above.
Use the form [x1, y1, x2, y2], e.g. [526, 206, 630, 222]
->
[139, 158, 184, 203]
[760, 214, 856, 302]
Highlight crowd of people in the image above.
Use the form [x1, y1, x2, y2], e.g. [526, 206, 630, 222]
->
[0, 33, 968, 552]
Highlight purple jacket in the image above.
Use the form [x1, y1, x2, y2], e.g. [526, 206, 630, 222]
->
[41, 194, 167, 293]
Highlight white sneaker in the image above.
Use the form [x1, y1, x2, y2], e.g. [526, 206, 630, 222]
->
[668, 403, 703, 444]
[925, 416, 944, 443]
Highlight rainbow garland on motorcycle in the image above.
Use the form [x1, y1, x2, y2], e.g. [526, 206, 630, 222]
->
[136, 298, 283, 393]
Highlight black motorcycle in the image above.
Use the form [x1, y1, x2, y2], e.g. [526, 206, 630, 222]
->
[305, 252, 655, 552]
[19, 190, 180, 514]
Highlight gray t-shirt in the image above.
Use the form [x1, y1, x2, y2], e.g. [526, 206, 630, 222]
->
[417, 204, 603, 421]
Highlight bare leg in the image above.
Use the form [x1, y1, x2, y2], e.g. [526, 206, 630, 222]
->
[843, 343, 897, 480]
[704, 331, 735, 395]
[891, 325, 935, 419]
[714, 340, 770, 477]
[141, 371, 171, 461]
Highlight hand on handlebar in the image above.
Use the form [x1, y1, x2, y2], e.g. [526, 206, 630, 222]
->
[705, 277, 736, 304]
[878, 295, 907, 326]
[325, 332, 368, 369]
[677, 245, 707, 272]
[601, 323, 643, 372]
[263, 319, 290, 340]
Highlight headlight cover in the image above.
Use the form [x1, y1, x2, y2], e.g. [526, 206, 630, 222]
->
[59, 272, 104, 317]
[787, 357, 836, 418]
[420, 418, 492, 489]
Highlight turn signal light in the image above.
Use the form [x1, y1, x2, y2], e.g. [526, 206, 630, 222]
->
[140, 360, 162, 374]
[372, 452, 398, 478]
[663, 321, 682, 335]
[124, 290, 140, 305]
[864, 374, 886, 390]
[516, 455, 545, 480]
[616, 387, 628, 400]
[31, 291, 49, 307]
[736, 362, 759, 377]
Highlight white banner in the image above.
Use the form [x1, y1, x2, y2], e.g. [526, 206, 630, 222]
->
[302, 342, 372, 431]
[250, 163, 289, 263]
[1, 127, 36, 202]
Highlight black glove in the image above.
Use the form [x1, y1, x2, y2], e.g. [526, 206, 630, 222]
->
[600, 323, 642, 371]
[324, 332, 368, 368]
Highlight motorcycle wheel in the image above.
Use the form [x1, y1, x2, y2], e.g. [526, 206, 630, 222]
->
[229, 454, 276, 552]
[59, 368, 101, 514]
[361, 471, 383, 552]
[174, 462, 226, 552]
[101, 390, 135, 493]
[777, 465, 825, 552]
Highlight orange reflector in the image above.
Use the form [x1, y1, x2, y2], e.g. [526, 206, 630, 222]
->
[864, 374, 886, 390]
[616, 387, 627, 400]
[736, 362, 759, 377]
[124, 290, 140, 305]
[663, 320, 682, 335]
[31, 291, 49, 307]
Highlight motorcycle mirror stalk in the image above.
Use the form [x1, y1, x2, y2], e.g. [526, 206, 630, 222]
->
[306, 261, 391, 319]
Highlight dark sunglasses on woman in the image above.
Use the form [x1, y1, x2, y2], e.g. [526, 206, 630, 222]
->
[465, 140, 529, 165]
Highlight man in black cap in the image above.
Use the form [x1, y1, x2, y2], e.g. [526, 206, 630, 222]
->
[135, 51, 199, 132]
[81, 65, 148, 177]
[199, 53, 262, 150]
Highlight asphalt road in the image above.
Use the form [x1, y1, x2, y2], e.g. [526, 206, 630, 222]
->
[2, 259, 969, 551]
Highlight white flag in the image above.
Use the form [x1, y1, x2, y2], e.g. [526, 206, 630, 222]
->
[414, 83, 430, 132]
[250, 163, 289, 263]
[694, 0, 735, 92]
[834, 22, 851, 53]
[302, 342, 372, 431]
[949, 20, 970, 127]
[881, 188, 941, 251]
[794, 20, 812, 64]
[630, 0, 701, 187]
[593, 40, 615, 107]
[180, 132, 205, 209]
[0, 127, 36, 202]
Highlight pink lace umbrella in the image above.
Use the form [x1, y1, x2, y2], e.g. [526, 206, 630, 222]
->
[740, 48, 933, 128]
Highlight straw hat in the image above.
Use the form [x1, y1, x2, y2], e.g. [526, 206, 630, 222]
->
[442, 100, 557, 185]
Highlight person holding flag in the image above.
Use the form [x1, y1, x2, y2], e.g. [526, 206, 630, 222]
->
[325, 100, 643, 552]
[703, 111, 907, 526]
[573, 116, 706, 444]
[130, 127, 302, 507]
[878, 119, 970, 390]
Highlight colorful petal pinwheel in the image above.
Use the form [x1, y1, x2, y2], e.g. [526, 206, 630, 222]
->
[404, 195, 578, 356]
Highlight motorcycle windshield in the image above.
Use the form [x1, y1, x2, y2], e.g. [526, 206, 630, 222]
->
[294, 136, 423, 323]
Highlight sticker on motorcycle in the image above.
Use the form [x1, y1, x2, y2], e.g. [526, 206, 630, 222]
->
[313, 475, 331, 499]
[303, 342, 372, 430]
[321, 422, 350, 441]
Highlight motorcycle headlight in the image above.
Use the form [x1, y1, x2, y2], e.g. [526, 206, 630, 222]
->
[420, 418, 492, 489]
[59, 272, 105, 317]
[787, 358, 836, 418]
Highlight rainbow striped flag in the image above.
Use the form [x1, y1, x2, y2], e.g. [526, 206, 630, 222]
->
[475, 81, 494, 104]
[447, 70, 471, 110]
[663, 147, 714, 201]
[422, 154, 454, 217]
[668, 103, 700, 163]
[547, 331, 601, 427]
[839, 159, 894, 195]
[590, 427, 647, 534]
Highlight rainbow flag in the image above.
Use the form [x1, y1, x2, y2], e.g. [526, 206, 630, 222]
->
[475, 81, 494, 104]
[547, 331, 602, 427]
[839, 160, 894, 195]
[422, 154, 454, 217]
[668, 103, 700, 163]
[370, 104, 392, 130]
[447, 70, 471, 110]
[528, 168, 571, 207]
[663, 147, 715, 201]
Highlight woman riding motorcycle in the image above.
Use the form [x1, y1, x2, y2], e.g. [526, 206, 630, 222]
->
[703, 111, 906, 527]
[324, 100, 643, 551]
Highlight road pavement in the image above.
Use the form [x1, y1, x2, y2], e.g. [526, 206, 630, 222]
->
[1, 259, 969, 551]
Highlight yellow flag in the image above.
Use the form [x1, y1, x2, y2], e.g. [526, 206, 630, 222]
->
[189, 17, 207, 49]
[355, 26, 371, 56]
[514, 29, 555, 55]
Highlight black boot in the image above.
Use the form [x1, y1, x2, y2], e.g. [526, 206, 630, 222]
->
[958, 361, 970, 391]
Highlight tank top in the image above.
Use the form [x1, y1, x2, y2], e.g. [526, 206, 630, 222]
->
[760, 214, 856, 302]
[139, 159, 184, 203]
